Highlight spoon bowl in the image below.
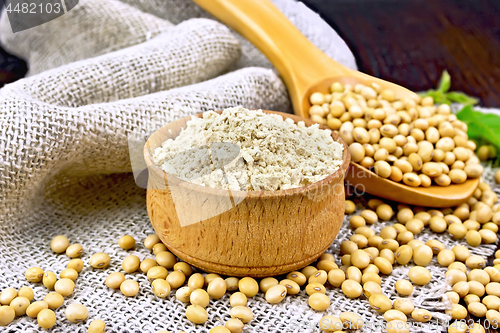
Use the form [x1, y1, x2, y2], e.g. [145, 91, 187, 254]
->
[193, 0, 479, 206]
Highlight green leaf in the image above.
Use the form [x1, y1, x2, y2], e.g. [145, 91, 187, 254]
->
[446, 91, 479, 106]
[418, 90, 449, 104]
[418, 70, 478, 107]
[437, 70, 451, 93]
[456, 106, 500, 152]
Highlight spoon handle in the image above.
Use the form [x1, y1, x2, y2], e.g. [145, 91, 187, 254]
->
[192, 0, 346, 103]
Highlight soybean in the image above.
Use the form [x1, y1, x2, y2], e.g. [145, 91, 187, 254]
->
[408, 266, 431, 285]
[317, 259, 338, 272]
[225, 319, 244, 333]
[10, 297, 30, 316]
[50, 235, 70, 253]
[308, 293, 330, 311]
[345, 200, 356, 214]
[466, 230, 482, 247]
[448, 223, 468, 239]
[152, 279, 171, 298]
[66, 244, 83, 258]
[25, 267, 44, 283]
[152, 243, 167, 255]
[43, 271, 57, 290]
[486, 282, 500, 297]
[118, 235, 135, 250]
[302, 266, 318, 279]
[437, 249, 455, 267]
[155, 251, 177, 269]
[393, 298, 415, 316]
[147, 266, 168, 281]
[44, 292, 64, 309]
[306, 283, 326, 296]
[446, 304, 467, 319]
[309, 270, 328, 284]
[54, 278, 75, 297]
[369, 293, 392, 313]
[452, 281, 469, 297]
[186, 305, 208, 324]
[176, 287, 193, 303]
[374, 257, 392, 275]
[411, 309, 432, 322]
[26, 301, 48, 318]
[239, 277, 259, 298]
[444, 291, 460, 304]
[230, 292, 247, 307]
[279, 279, 300, 295]
[363, 281, 382, 298]
[144, 234, 160, 250]
[67, 259, 84, 273]
[346, 266, 362, 283]
[341, 280, 362, 298]
[65, 303, 88, 323]
[339, 312, 364, 330]
[464, 294, 481, 305]
[469, 269, 490, 285]
[327, 269, 345, 287]
[230, 306, 253, 323]
[384, 309, 407, 322]
[60, 268, 78, 281]
[350, 216, 366, 229]
[395, 280, 413, 296]
[446, 270, 467, 286]
[395, 245, 413, 265]
[190, 289, 210, 308]
[466, 255, 486, 269]
[426, 239, 445, 254]
[105, 272, 125, 289]
[468, 281, 485, 297]
[173, 262, 193, 277]
[88, 320, 106, 333]
[188, 273, 205, 290]
[351, 250, 371, 269]
[207, 278, 227, 300]
[452, 245, 470, 262]
[166, 271, 186, 289]
[37, 309, 56, 329]
[483, 295, 500, 310]
[412, 245, 433, 266]
[225, 277, 240, 292]
[120, 280, 139, 297]
[0, 306, 14, 326]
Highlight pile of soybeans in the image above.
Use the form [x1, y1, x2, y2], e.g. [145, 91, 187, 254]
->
[308, 82, 483, 187]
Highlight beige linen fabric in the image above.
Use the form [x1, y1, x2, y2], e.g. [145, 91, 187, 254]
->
[0, 0, 498, 332]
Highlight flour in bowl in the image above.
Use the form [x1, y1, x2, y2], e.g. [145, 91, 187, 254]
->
[152, 106, 344, 191]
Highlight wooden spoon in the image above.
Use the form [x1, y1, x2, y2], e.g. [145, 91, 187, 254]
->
[192, 0, 479, 207]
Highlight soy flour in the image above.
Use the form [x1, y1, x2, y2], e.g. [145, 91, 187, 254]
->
[153, 106, 344, 191]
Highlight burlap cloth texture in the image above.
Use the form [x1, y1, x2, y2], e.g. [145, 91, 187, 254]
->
[0, 0, 499, 332]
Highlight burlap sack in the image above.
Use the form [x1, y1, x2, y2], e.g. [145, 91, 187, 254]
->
[0, 0, 498, 332]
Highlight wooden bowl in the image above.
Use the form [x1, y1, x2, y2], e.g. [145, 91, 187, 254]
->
[143, 110, 351, 277]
